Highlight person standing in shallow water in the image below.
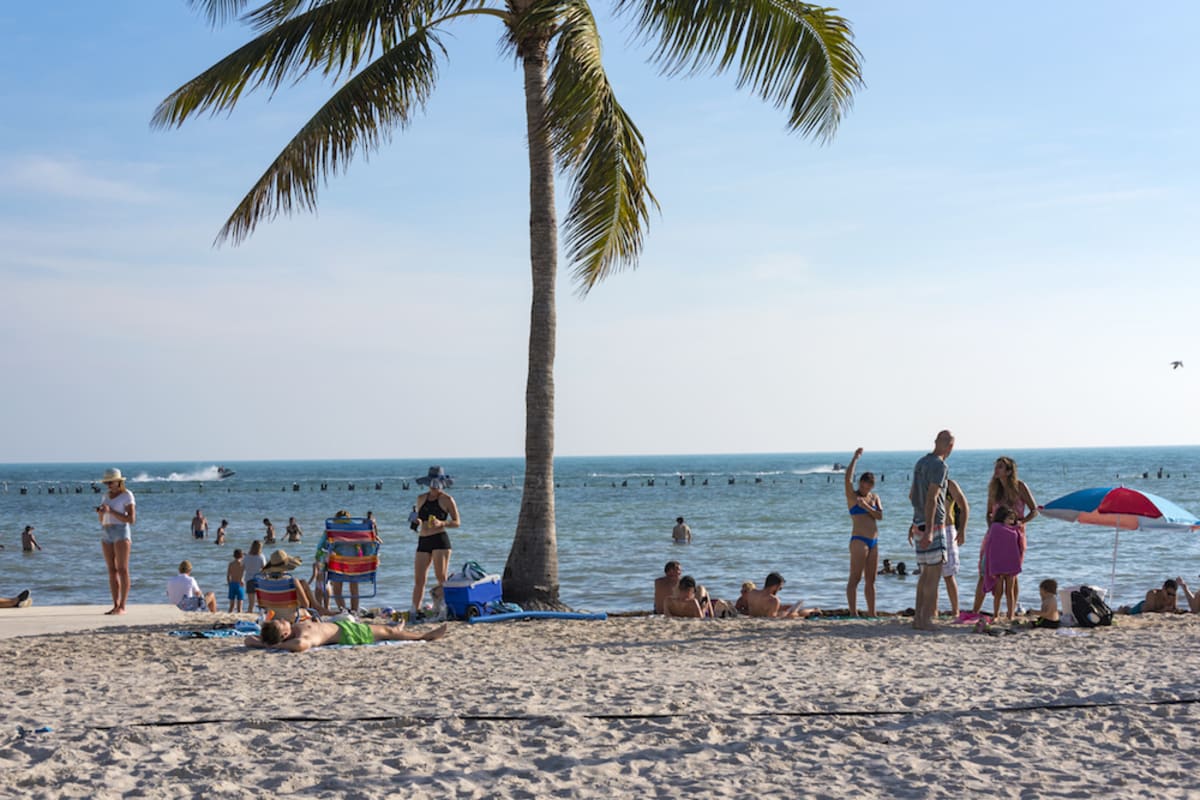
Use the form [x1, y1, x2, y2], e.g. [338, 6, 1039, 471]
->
[21, 526, 41, 553]
[96, 468, 136, 616]
[191, 509, 208, 540]
[844, 448, 882, 616]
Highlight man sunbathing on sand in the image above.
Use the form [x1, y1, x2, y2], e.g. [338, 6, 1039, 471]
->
[743, 573, 819, 618]
[247, 617, 448, 652]
[1123, 579, 1181, 614]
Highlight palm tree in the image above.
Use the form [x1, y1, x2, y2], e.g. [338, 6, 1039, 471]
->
[155, 0, 863, 608]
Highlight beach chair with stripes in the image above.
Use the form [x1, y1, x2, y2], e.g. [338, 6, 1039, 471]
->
[253, 573, 305, 621]
[321, 516, 381, 610]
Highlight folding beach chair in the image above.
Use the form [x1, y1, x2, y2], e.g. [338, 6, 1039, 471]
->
[253, 573, 304, 621]
[322, 516, 381, 602]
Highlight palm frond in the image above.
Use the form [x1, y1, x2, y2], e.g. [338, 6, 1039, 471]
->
[215, 28, 443, 243]
[187, 0, 254, 26]
[155, 1, 452, 127]
[544, 1, 657, 293]
[614, 0, 863, 140]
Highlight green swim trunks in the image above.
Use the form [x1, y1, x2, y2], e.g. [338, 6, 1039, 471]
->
[333, 619, 375, 646]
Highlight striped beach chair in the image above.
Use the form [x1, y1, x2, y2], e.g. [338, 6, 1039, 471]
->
[322, 516, 381, 602]
[253, 573, 304, 620]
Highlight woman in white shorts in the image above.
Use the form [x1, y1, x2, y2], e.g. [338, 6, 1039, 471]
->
[96, 467, 136, 615]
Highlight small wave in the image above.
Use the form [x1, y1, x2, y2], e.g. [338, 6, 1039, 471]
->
[132, 466, 223, 483]
[792, 466, 846, 475]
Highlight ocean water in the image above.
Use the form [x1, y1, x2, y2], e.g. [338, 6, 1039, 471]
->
[1, 447, 1198, 613]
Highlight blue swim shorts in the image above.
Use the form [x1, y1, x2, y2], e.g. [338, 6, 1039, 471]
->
[228, 581, 246, 601]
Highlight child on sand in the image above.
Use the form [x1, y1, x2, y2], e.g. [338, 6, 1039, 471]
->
[244, 540, 266, 613]
[227, 549, 246, 613]
[980, 505, 1024, 620]
[1030, 579, 1060, 628]
[735, 581, 755, 615]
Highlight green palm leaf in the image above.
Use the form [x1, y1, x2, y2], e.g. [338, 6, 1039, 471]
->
[216, 29, 443, 243]
[187, 0, 254, 26]
[156, 1, 453, 125]
[615, 0, 863, 140]
[542, 1, 656, 292]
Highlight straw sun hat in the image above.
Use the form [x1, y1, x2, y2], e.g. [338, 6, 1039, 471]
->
[263, 550, 302, 572]
[98, 467, 125, 484]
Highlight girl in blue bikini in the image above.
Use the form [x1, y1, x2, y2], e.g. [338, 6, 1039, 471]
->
[844, 448, 883, 616]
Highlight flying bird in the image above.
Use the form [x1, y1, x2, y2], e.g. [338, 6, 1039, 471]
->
[1170, 361, 1184, 369]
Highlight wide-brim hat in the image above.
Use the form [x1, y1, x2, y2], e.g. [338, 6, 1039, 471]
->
[99, 467, 125, 484]
[416, 465, 454, 489]
[263, 549, 302, 572]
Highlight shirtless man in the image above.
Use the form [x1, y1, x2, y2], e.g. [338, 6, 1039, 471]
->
[1128, 579, 1180, 614]
[672, 517, 692, 544]
[654, 561, 682, 614]
[941, 478, 969, 617]
[664, 576, 706, 618]
[191, 510, 208, 540]
[247, 617, 448, 652]
[742, 572, 818, 618]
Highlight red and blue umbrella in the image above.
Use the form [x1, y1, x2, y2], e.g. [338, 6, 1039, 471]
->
[1040, 486, 1200, 600]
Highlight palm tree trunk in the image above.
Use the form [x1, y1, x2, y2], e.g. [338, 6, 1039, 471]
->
[503, 29, 562, 609]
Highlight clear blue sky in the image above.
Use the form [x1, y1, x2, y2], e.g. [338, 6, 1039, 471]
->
[2, 2, 1197, 462]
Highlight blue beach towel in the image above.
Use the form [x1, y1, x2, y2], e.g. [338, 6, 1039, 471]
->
[170, 620, 260, 639]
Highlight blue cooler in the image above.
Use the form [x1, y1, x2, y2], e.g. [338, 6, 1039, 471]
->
[442, 574, 502, 619]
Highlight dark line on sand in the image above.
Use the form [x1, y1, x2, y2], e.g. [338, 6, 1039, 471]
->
[87, 696, 1200, 731]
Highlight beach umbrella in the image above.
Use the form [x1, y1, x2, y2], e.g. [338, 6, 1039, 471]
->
[1039, 487, 1200, 599]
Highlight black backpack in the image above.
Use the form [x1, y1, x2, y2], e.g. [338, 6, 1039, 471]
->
[1071, 586, 1113, 628]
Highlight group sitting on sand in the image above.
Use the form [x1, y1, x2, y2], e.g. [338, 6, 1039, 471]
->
[654, 562, 818, 619]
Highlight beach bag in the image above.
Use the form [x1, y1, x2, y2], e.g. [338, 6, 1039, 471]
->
[1071, 586, 1113, 628]
[461, 561, 488, 581]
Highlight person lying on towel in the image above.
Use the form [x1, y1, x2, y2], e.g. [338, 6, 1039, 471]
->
[247, 617, 448, 652]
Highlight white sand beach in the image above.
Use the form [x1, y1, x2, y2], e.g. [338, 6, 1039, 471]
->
[2, 610, 1198, 798]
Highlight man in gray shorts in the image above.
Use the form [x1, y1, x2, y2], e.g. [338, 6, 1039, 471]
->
[909, 430, 954, 630]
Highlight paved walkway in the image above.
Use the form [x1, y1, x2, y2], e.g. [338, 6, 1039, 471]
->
[0, 604, 185, 640]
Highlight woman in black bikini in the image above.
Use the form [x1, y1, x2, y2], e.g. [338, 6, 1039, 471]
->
[844, 448, 883, 616]
[412, 466, 460, 617]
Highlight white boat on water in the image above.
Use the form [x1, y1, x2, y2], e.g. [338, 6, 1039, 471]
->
[217, 466, 236, 479]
